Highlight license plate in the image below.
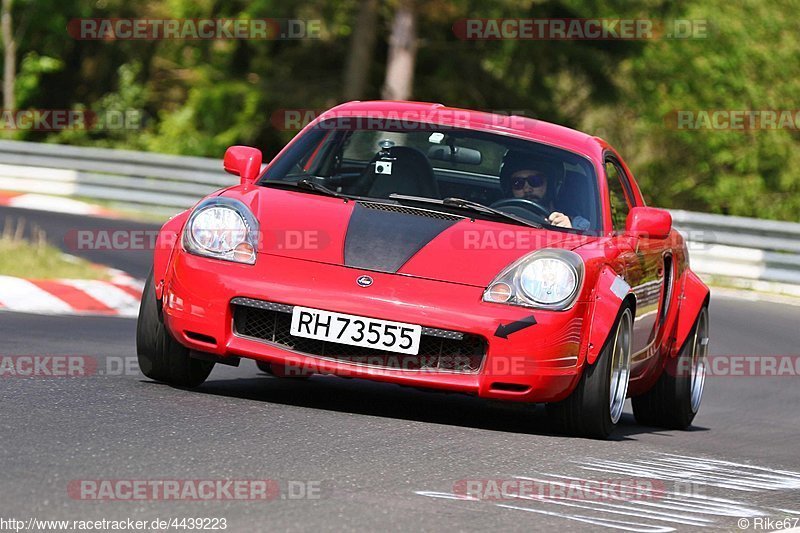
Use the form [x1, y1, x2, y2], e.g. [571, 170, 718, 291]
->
[290, 306, 422, 355]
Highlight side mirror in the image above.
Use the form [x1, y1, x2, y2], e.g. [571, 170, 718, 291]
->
[223, 146, 263, 185]
[626, 206, 672, 239]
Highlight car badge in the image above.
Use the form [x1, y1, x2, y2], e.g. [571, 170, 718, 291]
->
[356, 275, 373, 288]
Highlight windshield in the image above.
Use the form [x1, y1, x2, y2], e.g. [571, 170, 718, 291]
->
[260, 118, 601, 233]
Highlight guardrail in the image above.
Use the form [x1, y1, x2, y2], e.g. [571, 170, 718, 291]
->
[670, 211, 800, 297]
[0, 139, 228, 216]
[0, 140, 798, 296]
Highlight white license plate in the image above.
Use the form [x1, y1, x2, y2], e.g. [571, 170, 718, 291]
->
[290, 306, 422, 355]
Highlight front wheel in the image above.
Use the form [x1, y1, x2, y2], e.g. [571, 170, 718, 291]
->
[632, 306, 709, 429]
[546, 307, 633, 439]
[136, 269, 214, 388]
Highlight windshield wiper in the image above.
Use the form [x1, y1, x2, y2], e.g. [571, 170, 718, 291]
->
[388, 194, 543, 229]
[296, 179, 347, 198]
[262, 178, 351, 200]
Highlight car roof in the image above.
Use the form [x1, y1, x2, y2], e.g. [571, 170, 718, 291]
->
[318, 100, 608, 161]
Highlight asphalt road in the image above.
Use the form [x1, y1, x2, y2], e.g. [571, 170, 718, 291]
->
[2, 207, 800, 532]
[2, 295, 799, 532]
[0, 205, 162, 278]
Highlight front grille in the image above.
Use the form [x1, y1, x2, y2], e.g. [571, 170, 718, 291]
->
[232, 299, 487, 373]
[359, 201, 464, 221]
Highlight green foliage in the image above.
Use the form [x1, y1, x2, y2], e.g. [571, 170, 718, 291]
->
[15, 52, 64, 107]
[1, 0, 798, 220]
[50, 62, 149, 149]
[612, 0, 800, 220]
[144, 77, 264, 157]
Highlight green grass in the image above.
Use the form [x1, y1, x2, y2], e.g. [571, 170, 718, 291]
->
[0, 236, 110, 280]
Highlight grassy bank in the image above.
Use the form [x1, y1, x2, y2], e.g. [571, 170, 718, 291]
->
[0, 219, 110, 280]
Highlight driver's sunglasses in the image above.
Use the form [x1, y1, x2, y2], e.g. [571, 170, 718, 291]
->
[511, 174, 546, 190]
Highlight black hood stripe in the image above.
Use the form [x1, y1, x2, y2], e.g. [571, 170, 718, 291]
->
[343, 203, 458, 273]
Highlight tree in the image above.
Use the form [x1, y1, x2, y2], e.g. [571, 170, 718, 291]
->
[1, 0, 15, 110]
[611, 0, 800, 220]
[343, 0, 379, 100]
[382, 0, 417, 100]
[0, 0, 794, 220]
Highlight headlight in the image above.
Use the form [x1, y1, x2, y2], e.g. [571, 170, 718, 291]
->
[519, 258, 578, 305]
[483, 250, 583, 310]
[183, 198, 259, 264]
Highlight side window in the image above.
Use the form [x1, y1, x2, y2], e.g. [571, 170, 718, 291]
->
[604, 160, 632, 231]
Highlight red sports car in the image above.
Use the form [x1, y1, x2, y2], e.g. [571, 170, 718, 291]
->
[137, 101, 710, 438]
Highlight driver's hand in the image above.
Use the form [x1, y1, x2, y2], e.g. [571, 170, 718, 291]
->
[548, 211, 572, 228]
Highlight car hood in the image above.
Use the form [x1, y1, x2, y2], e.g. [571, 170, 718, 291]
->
[226, 186, 596, 288]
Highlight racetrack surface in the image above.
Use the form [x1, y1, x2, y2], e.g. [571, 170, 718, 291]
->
[1, 207, 800, 532]
[0, 205, 162, 278]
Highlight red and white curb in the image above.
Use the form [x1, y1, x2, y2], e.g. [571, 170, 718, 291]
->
[0, 191, 118, 218]
[0, 272, 143, 317]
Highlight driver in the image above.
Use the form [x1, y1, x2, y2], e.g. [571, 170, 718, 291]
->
[509, 169, 573, 228]
[500, 151, 590, 230]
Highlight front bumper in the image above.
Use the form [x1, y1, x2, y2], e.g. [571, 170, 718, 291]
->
[161, 251, 589, 402]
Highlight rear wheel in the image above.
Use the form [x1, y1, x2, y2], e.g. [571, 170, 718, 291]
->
[632, 306, 709, 429]
[136, 270, 214, 388]
[546, 307, 633, 439]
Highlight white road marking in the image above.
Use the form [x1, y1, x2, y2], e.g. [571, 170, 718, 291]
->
[0, 275, 73, 314]
[0, 190, 107, 216]
[580, 455, 800, 492]
[415, 453, 800, 531]
[515, 474, 761, 519]
[413, 491, 477, 501]
[60, 279, 140, 317]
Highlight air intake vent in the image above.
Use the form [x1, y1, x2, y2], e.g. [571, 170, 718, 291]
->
[231, 298, 487, 373]
[358, 201, 464, 221]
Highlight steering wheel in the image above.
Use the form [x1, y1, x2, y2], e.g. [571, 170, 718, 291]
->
[490, 198, 552, 220]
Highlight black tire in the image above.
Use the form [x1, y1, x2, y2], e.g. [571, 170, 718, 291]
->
[136, 269, 214, 388]
[546, 306, 633, 439]
[632, 306, 709, 429]
[256, 361, 274, 374]
[256, 360, 312, 379]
